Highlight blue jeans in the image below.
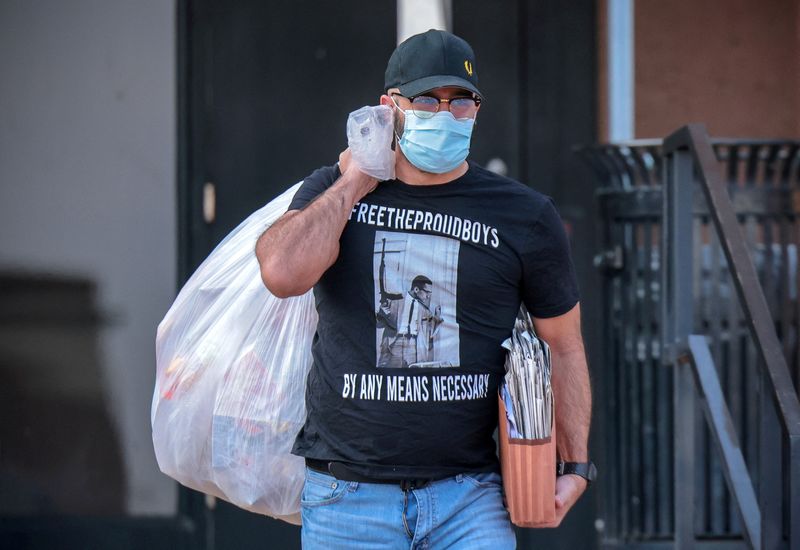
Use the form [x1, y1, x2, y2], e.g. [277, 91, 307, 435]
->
[300, 467, 516, 549]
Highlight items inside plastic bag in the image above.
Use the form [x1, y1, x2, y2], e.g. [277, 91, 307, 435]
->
[347, 104, 395, 181]
[152, 181, 316, 525]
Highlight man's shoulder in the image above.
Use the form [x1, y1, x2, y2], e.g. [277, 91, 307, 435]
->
[287, 164, 341, 211]
[304, 163, 341, 188]
[466, 162, 552, 208]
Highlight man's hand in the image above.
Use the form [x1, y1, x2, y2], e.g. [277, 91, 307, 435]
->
[338, 148, 353, 173]
[339, 148, 379, 196]
[507, 473, 587, 528]
[533, 474, 587, 528]
[552, 474, 588, 526]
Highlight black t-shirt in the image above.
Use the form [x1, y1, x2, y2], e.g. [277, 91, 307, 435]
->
[288, 161, 579, 479]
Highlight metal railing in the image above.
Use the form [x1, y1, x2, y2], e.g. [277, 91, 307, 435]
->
[661, 124, 800, 549]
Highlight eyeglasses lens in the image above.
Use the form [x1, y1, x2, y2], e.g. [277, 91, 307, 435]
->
[450, 98, 477, 119]
[410, 96, 439, 118]
[409, 96, 478, 119]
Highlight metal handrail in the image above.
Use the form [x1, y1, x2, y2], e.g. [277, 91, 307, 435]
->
[662, 124, 800, 549]
[686, 335, 761, 547]
[663, 125, 800, 436]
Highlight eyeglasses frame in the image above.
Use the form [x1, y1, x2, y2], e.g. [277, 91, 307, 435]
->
[390, 92, 481, 119]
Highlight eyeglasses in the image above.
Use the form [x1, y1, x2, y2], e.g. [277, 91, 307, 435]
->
[391, 93, 480, 120]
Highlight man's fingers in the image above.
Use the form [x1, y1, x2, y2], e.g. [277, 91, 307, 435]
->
[552, 474, 588, 518]
[338, 148, 352, 173]
[554, 478, 571, 509]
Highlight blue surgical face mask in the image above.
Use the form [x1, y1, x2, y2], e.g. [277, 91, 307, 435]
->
[396, 109, 475, 174]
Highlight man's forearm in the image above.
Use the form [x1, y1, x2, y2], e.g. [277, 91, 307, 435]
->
[256, 168, 376, 297]
[532, 305, 592, 462]
[551, 345, 591, 462]
[533, 305, 591, 524]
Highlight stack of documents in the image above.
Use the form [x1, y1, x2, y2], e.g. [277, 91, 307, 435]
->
[500, 309, 552, 440]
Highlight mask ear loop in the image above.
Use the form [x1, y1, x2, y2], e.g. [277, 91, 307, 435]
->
[389, 95, 404, 151]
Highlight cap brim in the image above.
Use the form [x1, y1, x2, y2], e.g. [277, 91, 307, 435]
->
[397, 75, 483, 99]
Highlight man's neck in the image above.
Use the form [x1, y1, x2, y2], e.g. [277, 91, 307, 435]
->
[394, 149, 469, 185]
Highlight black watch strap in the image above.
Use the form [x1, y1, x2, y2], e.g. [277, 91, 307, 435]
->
[557, 461, 597, 484]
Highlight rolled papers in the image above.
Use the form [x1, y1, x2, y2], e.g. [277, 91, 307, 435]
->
[500, 309, 552, 440]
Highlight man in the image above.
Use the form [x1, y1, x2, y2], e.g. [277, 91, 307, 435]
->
[379, 274, 444, 368]
[256, 29, 592, 549]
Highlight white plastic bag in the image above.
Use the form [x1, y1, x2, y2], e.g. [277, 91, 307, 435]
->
[346, 104, 395, 181]
[152, 181, 316, 525]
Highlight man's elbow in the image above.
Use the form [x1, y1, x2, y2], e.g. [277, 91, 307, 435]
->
[259, 262, 309, 298]
[255, 233, 304, 297]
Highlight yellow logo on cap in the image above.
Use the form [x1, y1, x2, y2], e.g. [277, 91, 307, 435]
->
[464, 60, 473, 76]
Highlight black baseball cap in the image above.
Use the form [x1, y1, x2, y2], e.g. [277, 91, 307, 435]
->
[384, 29, 482, 99]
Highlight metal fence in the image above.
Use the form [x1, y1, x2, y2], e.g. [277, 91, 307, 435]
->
[579, 134, 800, 547]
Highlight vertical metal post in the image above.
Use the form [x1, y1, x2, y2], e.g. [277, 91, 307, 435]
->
[662, 147, 696, 549]
[673, 359, 697, 549]
[759, 369, 783, 549]
[790, 433, 800, 550]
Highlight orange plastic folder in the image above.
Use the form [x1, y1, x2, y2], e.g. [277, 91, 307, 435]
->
[498, 394, 556, 527]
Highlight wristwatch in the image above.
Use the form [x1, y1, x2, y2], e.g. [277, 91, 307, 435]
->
[557, 461, 597, 485]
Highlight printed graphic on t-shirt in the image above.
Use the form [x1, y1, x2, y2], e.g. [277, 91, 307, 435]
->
[374, 230, 460, 368]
